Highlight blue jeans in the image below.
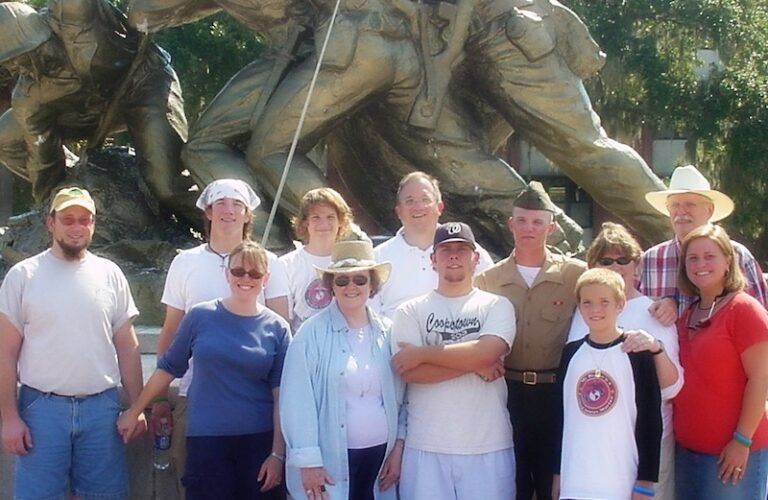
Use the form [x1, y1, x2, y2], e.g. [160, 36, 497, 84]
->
[14, 385, 128, 500]
[348, 443, 387, 500]
[676, 445, 768, 500]
[183, 432, 285, 500]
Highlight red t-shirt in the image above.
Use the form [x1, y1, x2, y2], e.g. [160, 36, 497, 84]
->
[674, 292, 768, 455]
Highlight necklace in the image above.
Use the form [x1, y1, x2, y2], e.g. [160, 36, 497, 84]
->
[586, 333, 623, 378]
[206, 244, 229, 269]
[345, 325, 375, 398]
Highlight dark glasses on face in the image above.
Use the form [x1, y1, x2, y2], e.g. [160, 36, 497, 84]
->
[229, 267, 264, 279]
[333, 275, 369, 287]
[597, 256, 634, 266]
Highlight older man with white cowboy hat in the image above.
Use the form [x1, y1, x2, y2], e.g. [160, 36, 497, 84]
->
[640, 165, 767, 322]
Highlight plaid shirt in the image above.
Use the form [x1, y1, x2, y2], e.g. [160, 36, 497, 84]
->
[640, 238, 768, 314]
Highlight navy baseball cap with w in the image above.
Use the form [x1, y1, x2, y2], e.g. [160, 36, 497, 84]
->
[433, 222, 476, 249]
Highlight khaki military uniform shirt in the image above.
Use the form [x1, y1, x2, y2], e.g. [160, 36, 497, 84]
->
[475, 250, 585, 371]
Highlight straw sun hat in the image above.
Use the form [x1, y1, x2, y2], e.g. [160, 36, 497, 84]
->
[315, 241, 391, 284]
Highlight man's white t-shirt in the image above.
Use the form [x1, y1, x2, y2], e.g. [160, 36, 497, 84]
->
[391, 288, 515, 454]
[279, 247, 332, 330]
[374, 229, 494, 320]
[567, 295, 683, 438]
[0, 250, 139, 396]
[161, 243, 290, 396]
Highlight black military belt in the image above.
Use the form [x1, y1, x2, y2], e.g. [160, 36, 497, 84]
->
[506, 369, 557, 385]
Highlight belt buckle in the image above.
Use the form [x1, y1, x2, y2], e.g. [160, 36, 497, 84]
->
[522, 371, 537, 385]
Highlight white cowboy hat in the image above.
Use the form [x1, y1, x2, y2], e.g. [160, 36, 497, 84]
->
[645, 165, 734, 222]
[315, 241, 391, 284]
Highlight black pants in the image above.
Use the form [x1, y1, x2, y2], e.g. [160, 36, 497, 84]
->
[348, 443, 387, 500]
[183, 432, 285, 500]
[507, 380, 559, 500]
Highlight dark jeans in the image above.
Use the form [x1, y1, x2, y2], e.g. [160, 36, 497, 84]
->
[507, 380, 559, 500]
[348, 443, 387, 500]
[183, 432, 285, 500]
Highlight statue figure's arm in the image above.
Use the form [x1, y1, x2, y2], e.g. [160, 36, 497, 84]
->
[127, 0, 222, 33]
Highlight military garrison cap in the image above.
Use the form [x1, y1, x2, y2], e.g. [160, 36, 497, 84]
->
[513, 181, 557, 212]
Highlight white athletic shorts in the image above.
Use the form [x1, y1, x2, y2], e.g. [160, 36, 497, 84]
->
[399, 446, 516, 500]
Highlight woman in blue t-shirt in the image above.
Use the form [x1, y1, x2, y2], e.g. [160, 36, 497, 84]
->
[118, 240, 291, 499]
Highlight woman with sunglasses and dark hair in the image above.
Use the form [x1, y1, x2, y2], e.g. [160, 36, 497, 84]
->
[567, 222, 683, 500]
[280, 240, 404, 500]
[118, 240, 290, 499]
[673, 224, 768, 500]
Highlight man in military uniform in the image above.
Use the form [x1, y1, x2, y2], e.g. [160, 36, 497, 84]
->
[475, 181, 586, 500]
[0, 1, 193, 221]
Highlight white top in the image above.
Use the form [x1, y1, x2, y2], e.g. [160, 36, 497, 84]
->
[560, 342, 639, 500]
[279, 247, 333, 331]
[374, 229, 494, 320]
[343, 325, 388, 449]
[567, 295, 683, 437]
[392, 288, 516, 454]
[161, 243, 290, 396]
[0, 250, 139, 395]
[516, 264, 541, 288]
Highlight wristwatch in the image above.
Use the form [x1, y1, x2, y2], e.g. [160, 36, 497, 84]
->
[650, 340, 665, 356]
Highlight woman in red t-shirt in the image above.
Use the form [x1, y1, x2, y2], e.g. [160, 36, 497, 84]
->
[674, 224, 768, 500]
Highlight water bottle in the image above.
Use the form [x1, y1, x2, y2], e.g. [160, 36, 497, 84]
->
[153, 417, 172, 470]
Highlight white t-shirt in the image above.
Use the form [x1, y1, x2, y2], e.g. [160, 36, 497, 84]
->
[279, 247, 332, 331]
[391, 288, 515, 454]
[516, 264, 541, 288]
[560, 342, 640, 499]
[0, 250, 139, 396]
[374, 229, 494, 320]
[161, 243, 290, 395]
[567, 295, 683, 437]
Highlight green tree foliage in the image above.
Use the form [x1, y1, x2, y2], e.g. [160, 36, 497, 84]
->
[569, 0, 768, 262]
[152, 14, 265, 120]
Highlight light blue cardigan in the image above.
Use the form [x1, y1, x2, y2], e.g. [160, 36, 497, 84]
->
[280, 301, 405, 500]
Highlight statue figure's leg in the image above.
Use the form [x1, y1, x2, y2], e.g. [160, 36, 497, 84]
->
[247, 33, 421, 214]
[0, 109, 30, 181]
[124, 63, 199, 224]
[468, 27, 669, 241]
[182, 57, 281, 188]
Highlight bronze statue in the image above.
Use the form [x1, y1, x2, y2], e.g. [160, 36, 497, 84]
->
[129, 0, 667, 249]
[0, 0, 195, 222]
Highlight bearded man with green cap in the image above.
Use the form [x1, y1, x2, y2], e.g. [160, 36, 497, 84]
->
[475, 181, 585, 500]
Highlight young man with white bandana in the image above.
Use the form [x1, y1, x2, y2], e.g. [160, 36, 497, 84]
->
[0, 187, 145, 499]
[391, 222, 516, 500]
[151, 178, 290, 491]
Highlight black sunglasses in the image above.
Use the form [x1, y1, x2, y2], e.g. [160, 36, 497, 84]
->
[597, 256, 634, 266]
[229, 267, 264, 279]
[334, 275, 369, 287]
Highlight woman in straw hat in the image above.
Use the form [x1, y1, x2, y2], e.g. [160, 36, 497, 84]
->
[280, 241, 403, 500]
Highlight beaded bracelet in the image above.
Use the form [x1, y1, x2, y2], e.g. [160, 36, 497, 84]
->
[733, 431, 752, 448]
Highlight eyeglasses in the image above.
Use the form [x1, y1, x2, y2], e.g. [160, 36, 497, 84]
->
[229, 267, 264, 279]
[597, 256, 634, 266]
[333, 275, 369, 287]
[58, 216, 94, 227]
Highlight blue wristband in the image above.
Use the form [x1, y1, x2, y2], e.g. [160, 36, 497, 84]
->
[633, 485, 655, 497]
[733, 431, 752, 447]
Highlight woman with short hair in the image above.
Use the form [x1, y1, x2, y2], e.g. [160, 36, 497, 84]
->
[280, 240, 403, 500]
